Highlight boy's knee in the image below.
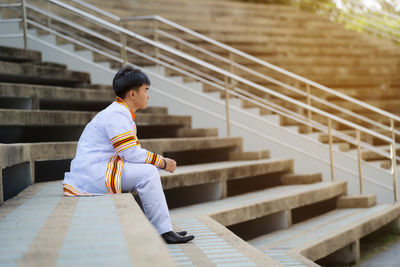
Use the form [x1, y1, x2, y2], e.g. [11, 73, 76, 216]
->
[146, 164, 159, 178]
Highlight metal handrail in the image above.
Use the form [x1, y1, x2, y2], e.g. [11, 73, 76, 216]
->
[67, 0, 400, 129]
[117, 19, 400, 154]
[29, 8, 395, 162]
[50, 0, 400, 171]
[154, 26, 399, 138]
[61, 1, 400, 151]
[119, 15, 400, 125]
[71, 0, 120, 21]
[2, 0, 398, 201]
[1, 1, 27, 48]
[0, 3, 21, 8]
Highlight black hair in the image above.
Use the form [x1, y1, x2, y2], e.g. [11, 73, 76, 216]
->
[112, 65, 151, 98]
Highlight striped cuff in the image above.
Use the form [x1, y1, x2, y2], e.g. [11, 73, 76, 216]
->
[110, 131, 140, 153]
[145, 152, 164, 168]
[63, 184, 96, 196]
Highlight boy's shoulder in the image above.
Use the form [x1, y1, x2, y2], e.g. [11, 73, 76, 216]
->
[94, 101, 131, 122]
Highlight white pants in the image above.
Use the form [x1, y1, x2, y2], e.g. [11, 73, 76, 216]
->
[121, 163, 173, 235]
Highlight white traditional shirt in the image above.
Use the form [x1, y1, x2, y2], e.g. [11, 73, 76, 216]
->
[63, 97, 164, 196]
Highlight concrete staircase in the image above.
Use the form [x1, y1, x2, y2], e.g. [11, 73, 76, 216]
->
[70, 0, 400, 201]
[1, 0, 399, 204]
[116, 2, 400, 120]
[84, 0, 400, 94]
[80, 0, 400, 144]
[1, 31, 400, 267]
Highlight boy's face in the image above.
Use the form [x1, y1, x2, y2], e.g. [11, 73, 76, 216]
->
[133, 84, 149, 110]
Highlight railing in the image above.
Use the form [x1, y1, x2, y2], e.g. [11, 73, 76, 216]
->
[0, 1, 27, 48]
[0, 0, 398, 201]
[292, 0, 400, 44]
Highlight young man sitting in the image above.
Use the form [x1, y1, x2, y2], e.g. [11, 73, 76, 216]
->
[63, 65, 194, 244]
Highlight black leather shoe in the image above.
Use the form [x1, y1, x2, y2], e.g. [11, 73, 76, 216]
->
[177, 231, 187, 236]
[162, 231, 194, 244]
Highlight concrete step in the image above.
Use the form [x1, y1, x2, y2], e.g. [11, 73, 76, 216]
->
[167, 180, 346, 265]
[281, 172, 323, 185]
[169, 216, 278, 266]
[361, 147, 400, 162]
[160, 158, 294, 191]
[0, 181, 177, 267]
[129, 27, 384, 49]
[0, 82, 105, 101]
[176, 127, 218, 138]
[109, 2, 319, 18]
[0, 60, 91, 87]
[0, 45, 41, 63]
[3, 137, 243, 164]
[175, 49, 398, 68]
[119, 14, 382, 41]
[89, 0, 308, 15]
[0, 82, 171, 112]
[196, 39, 393, 56]
[328, 88, 400, 101]
[0, 136, 244, 201]
[257, 55, 397, 67]
[125, 38, 397, 58]
[171, 181, 347, 226]
[31, 61, 68, 70]
[228, 150, 270, 161]
[318, 129, 400, 146]
[280, 113, 399, 133]
[249, 204, 400, 266]
[251, 96, 400, 118]
[169, 22, 362, 38]
[337, 195, 377, 208]
[0, 109, 189, 126]
[312, 98, 400, 115]
[0, 109, 192, 143]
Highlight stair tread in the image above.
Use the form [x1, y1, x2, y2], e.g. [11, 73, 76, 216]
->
[161, 158, 293, 189]
[0, 60, 90, 86]
[0, 109, 190, 126]
[0, 45, 41, 63]
[170, 216, 278, 266]
[249, 204, 400, 265]
[171, 181, 346, 222]
[4, 137, 243, 162]
[0, 181, 177, 266]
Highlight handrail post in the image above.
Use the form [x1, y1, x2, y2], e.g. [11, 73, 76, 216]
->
[224, 76, 231, 137]
[356, 129, 364, 194]
[46, 0, 51, 27]
[390, 118, 398, 202]
[119, 21, 127, 66]
[153, 19, 159, 62]
[306, 83, 312, 133]
[229, 52, 235, 86]
[21, 0, 28, 50]
[328, 118, 334, 181]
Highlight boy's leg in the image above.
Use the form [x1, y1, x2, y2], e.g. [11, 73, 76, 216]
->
[121, 163, 173, 235]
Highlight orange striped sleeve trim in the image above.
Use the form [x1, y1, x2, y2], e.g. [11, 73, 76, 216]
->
[110, 131, 140, 153]
[145, 152, 164, 168]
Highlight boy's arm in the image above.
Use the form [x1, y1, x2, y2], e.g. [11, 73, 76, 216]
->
[104, 111, 165, 168]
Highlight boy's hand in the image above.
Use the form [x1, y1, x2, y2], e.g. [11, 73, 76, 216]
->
[164, 158, 177, 173]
